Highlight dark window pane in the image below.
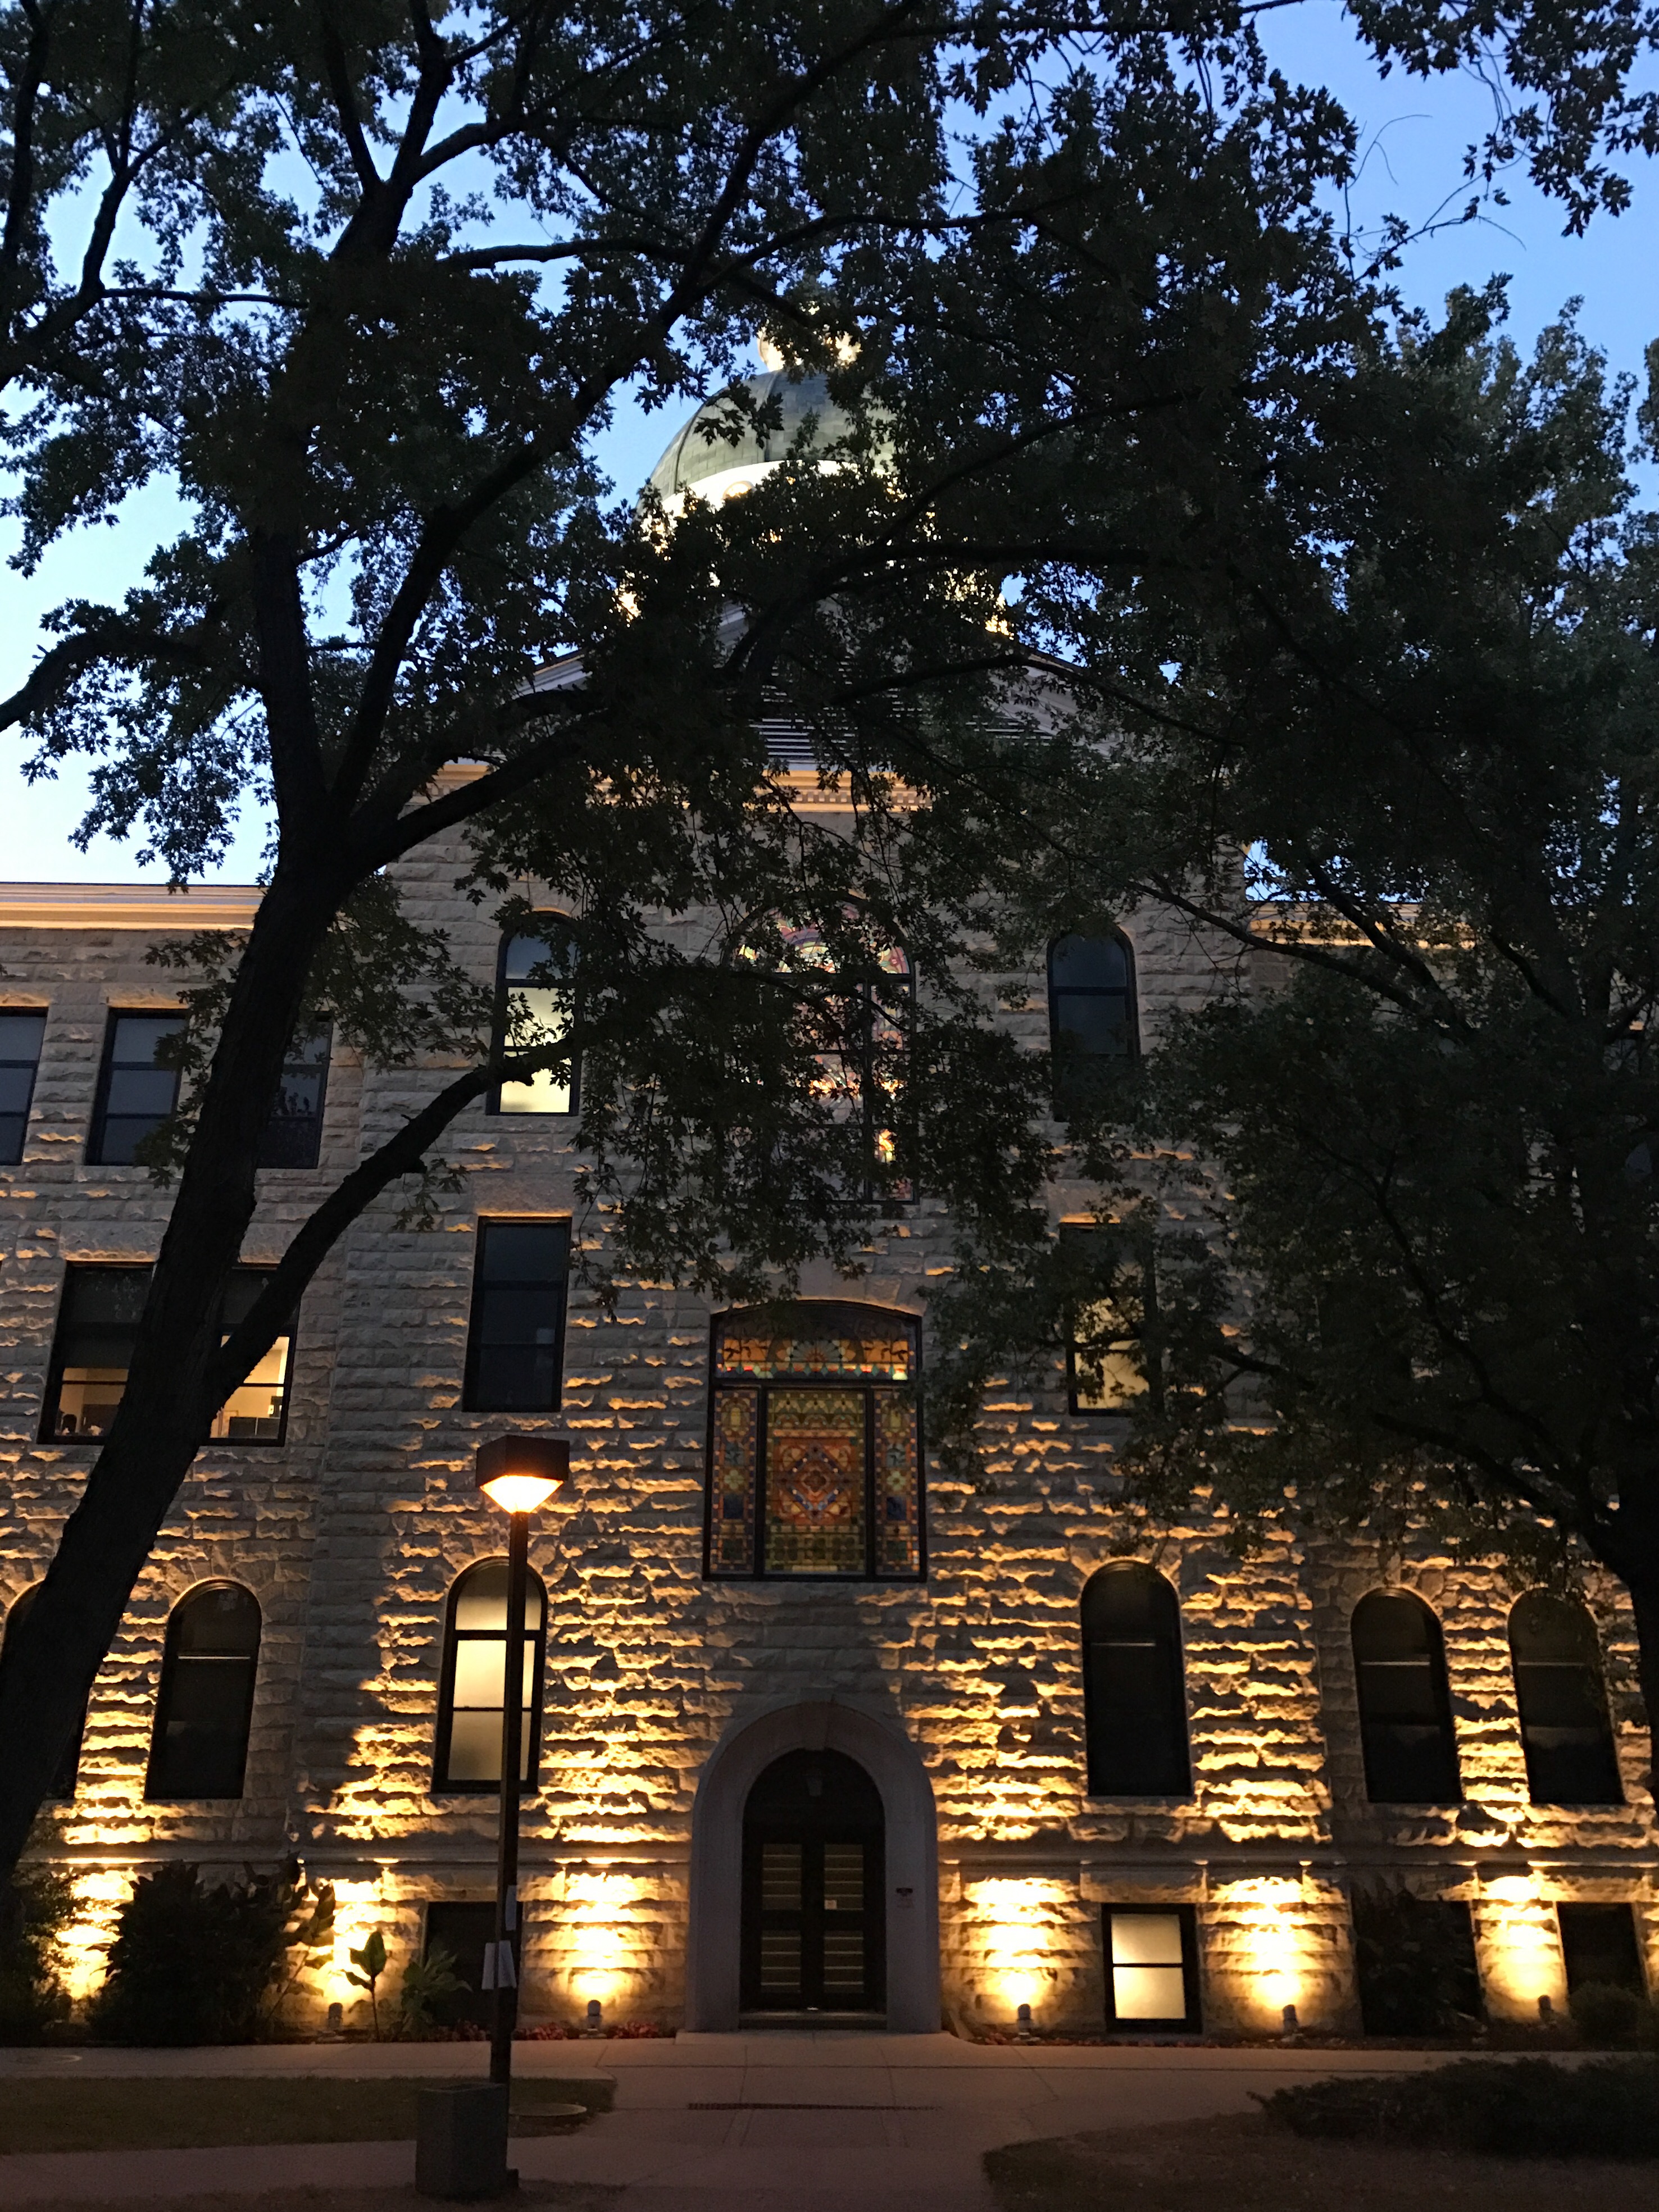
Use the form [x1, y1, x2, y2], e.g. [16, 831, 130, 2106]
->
[89, 1013, 183, 1164]
[1352, 1592, 1462, 1804]
[1083, 1566, 1191, 1795]
[462, 1220, 570, 1411]
[1050, 936, 1129, 990]
[1352, 1891, 1481, 2035]
[0, 1013, 46, 1166]
[1510, 1594, 1622, 1804]
[146, 1585, 260, 1799]
[424, 1902, 501, 2027]
[1558, 1903, 1646, 1995]
[257, 1026, 331, 1169]
[1056, 997, 1131, 1057]
[0, 1586, 83, 1797]
[1048, 935, 1138, 1112]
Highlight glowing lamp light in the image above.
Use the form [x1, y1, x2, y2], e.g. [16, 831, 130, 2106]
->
[475, 1435, 570, 1514]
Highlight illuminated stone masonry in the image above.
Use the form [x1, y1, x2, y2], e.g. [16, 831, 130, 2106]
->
[0, 852, 1653, 2038]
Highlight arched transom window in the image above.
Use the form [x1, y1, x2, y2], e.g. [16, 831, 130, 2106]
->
[706, 1302, 923, 1582]
[1351, 1590, 1462, 1805]
[146, 1582, 262, 1800]
[491, 917, 577, 1116]
[1508, 1592, 1622, 1806]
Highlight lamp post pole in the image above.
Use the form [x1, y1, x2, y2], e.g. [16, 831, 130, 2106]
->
[472, 1436, 570, 2102]
[490, 1501, 530, 2088]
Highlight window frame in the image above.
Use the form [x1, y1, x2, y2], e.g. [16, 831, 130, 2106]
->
[87, 1007, 184, 1166]
[256, 1022, 333, 1169]
[488, 916, 579, 1119]
[1081, 1563, 1193, 1799]
[40, 1262, 298, 1448]
[1062, 1225, 1156, 1417]
[461, 1216, 571, 1414]
[1508, 1591, 1624, 1807]
[739, 913, 916, 1207]
[1350, 1588, 1463, 1806]
[0, 1008, 48, 1166]
[703, 1300, 926, 1584]
[1047, 931, 1139, 1112]
[1101, 1904, 1201, 2033]
[144, 1580, 262, 1801]
[431, 1558, 549, 1796]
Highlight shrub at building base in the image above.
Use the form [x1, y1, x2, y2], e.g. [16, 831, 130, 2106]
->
[88, 1862, 333, 2046]
[0, 1872, 72, 2043]
[1258, 2057, 1659, 2158]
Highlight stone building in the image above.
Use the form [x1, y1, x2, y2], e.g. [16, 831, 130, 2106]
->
[2, 390, 1656, 2041]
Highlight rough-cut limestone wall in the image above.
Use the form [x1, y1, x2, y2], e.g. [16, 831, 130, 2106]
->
[1, 850, 1654, 2037]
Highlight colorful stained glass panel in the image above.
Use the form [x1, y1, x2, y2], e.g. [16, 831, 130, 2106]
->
[715, 1309, 915, 1382]
[873, 1390, 921, 1577]
[763, 1387, 866, 1574]
[710, 1387, 758, 1574]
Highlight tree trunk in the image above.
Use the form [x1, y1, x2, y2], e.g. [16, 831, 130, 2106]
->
[0, 866, 340, 1877]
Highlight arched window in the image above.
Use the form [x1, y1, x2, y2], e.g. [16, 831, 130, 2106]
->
[1081, 1564, 1191, 1796]
[490, 918, 577, 1116]
[706, 1301, 924, 1581]
[433, 1559, 548, 1794]
[1048, 933, 1138, 1110]
[739, 913, 913, 1201]
[146, 1582, 261, 1800]
[1351, 1590, 1461, 1805]
[1508, 1593, 1622, 1805]
[0, 1586, 84, 1798]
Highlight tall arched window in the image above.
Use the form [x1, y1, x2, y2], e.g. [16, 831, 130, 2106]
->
[1048, 933, 1138, 1110]
[1351, 1590, 1461, 1805]
[1508, 1593, 1622, 1805]
[1081, 1564, 1191, 1796]
[490, 917, 577, 1116]
[433, 1559, 548, 1793]
[0, 1586, 84, 1798]
[146, 1582, 261, 1800]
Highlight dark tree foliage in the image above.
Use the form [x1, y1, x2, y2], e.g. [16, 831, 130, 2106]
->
[0, 1, 1654, 1876]
[939, 297, 1659, 1776]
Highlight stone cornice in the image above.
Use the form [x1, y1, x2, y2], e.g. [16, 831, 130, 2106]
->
[0, 881, 261, 931]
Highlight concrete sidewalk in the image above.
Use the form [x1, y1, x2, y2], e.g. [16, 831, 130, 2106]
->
[0, 2031, 1465, 2209]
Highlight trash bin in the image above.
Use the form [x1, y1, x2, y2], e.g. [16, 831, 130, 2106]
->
[415, 2082, 514, 2200]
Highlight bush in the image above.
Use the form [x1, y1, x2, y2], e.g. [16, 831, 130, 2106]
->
[1570, 1981, 1658, 2049]
[88, 1862, 333, 2046]
[1257, 2056, 1659, 2159]
[0, 1871, 74, 2043]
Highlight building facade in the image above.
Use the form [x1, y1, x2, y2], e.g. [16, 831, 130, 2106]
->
[2, 383, 1655, 2038]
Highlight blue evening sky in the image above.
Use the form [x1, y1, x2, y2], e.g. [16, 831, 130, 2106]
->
[1, 3, 1653, 884]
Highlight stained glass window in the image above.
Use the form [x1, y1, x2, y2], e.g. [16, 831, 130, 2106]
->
[706, 1301, 924, 1581]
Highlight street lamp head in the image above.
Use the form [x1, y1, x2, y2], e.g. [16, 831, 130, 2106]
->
[475, 1435, 570, 1514]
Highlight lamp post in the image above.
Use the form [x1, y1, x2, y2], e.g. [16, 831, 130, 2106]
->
[475, 1434, 569, 2091]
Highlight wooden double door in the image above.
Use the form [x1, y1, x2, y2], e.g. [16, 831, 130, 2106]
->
[740, 1747, 885, 2015]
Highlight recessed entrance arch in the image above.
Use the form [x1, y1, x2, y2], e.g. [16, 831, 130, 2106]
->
[685, 1696, 940, 2032]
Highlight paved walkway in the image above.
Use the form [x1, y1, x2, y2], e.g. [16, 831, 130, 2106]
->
[0, 2031, 1466, 2210]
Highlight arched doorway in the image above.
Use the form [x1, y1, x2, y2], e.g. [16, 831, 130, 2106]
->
[685, 1696, 939, 2032]
[742, 1748, 885, 2018]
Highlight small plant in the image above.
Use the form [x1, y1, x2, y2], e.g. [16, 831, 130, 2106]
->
[346, 1930, 388, 2040]
[0, 1871, 74, 2044]
[396, 1944, 466, 2040]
